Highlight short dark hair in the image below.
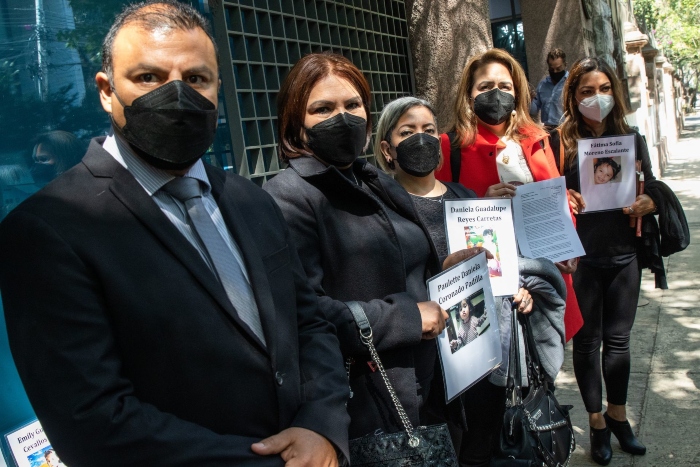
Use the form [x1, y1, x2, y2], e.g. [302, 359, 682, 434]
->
[101, 1, 218, 80]
[32, 131, 86, 174]
[594, 157, 621, 180]
[277, 52, 372, 161]
[547, 48, 566, 65]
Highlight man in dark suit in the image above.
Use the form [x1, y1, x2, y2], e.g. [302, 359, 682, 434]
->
[0, 2, 349, 465]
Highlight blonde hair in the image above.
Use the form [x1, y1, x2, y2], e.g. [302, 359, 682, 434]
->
[449, 48, 539, 147]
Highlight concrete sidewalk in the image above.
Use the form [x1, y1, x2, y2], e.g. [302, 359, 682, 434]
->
[556, 115, 700, 466]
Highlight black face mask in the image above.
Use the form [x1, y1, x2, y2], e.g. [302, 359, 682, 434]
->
[112, 80, 219, 171]
[473, 88, 516, 126]
[395, 133, 440, 177]
[30, 163, 56, 185]
[305, 112, 367, 167]
[549, 69, 566, 84]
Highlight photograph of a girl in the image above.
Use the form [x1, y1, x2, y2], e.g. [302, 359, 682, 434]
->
[449, 294, 489, 353]
[593, 157, 621, 184]
[463, 227, 502, 277]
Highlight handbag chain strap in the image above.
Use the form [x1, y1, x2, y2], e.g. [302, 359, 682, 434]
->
[345, 301, 420, 448]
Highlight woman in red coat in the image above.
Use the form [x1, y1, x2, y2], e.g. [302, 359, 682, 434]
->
[435, 48, 583, 343]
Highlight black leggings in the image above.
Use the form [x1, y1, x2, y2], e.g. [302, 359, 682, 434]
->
[572, 258, 641, 413]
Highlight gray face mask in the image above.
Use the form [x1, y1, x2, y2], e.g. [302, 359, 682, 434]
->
[578, 94, 615, 122]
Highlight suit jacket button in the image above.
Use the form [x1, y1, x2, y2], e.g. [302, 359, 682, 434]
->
[275, 371, 284, 386]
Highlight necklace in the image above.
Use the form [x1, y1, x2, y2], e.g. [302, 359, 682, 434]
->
[411, 183, 446, 203]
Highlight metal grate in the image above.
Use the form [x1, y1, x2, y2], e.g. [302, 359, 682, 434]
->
[209, 0, 414, 184]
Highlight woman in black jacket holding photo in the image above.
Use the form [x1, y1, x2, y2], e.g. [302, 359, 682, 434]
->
[551, 57, 655, 465]
[264, 53, 482, 443]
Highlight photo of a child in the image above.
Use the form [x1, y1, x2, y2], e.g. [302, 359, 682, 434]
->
[447, 290, 490, 354]
[464, 226, 502, 277]
[593, 157, 622, 185]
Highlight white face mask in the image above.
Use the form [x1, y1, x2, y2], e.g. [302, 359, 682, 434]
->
[578, 94, 615, 122]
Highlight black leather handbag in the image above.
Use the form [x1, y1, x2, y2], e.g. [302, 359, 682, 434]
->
[490, 308, 575, 467]
[345, 301, 458, 467]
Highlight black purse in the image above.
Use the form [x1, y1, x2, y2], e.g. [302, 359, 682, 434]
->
[490, 307, 575, 467]
[344, 301, 458, 467]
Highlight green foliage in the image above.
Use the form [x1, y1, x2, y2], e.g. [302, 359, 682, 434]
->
[634, 0, 659, 31]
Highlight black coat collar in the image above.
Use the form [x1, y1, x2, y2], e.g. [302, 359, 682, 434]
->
[288, 156, 440, 275]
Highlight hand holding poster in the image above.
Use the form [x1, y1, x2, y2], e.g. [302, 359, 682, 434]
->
[512, 177, 585, 263]
[444, 198, 519, 296]
[577, 134, 636, 212]
[427, 252, 501, 402]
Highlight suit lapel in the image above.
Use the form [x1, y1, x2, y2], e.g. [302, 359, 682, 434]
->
[108, 169, 245, 320]
[208, 169, 277, 362]
[84, 143, 262, 348]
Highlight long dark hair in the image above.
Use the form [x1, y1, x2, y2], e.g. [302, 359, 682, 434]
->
[560, 57, 630, 169]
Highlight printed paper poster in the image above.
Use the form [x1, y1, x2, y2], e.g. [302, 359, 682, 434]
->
[577, 134, 636, 212]
[444, 198, 519, 296]
[4, 420, 66, 467]
[427, 252, 501, 402]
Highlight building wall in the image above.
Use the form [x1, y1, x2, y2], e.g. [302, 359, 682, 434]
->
[405, 0, 492, 130]
[520, 0, 589, 88]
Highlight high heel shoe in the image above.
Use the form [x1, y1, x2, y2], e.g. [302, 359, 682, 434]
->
[590, 426, 612, 465]
[604, 412, 647, 455]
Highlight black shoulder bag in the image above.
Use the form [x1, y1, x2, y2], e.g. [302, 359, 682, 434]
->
[345, 301, 458, 466]
[490, 307, 575, 467]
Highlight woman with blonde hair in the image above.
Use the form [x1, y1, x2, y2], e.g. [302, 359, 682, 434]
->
[434, 48, 583, 343]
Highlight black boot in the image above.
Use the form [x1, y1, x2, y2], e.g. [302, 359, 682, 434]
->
[589, 426, 612, 465]
[604, 412, 647, 455]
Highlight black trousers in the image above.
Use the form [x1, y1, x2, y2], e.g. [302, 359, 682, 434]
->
[451, 377, 507, 466]
[572, 258, 641, 413]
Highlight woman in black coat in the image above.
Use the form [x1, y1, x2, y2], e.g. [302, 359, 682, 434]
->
[375, 95, 536, 466]
[263, 53, 479, 441]
[551, 57, 654, 465]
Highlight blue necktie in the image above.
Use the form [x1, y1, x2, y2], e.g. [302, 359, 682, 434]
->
[162, 176, 266, 346]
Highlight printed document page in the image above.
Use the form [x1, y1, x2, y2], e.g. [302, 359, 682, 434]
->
[512, 176, 585, 263]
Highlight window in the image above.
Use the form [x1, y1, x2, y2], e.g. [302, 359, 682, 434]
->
[209, 0, 414, 184]
[489, 0, 528, 78]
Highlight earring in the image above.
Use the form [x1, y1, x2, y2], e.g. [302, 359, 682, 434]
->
[387, 159, 396, 170]
[511, 110, 517, 117]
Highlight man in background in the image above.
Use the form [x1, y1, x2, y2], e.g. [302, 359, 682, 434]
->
[531, 48, 568, 131]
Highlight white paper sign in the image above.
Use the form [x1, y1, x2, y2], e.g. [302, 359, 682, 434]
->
[512, 177, 585, 263]
[444, 198, 519, 297]
[577, 134, 636, 212]
[427, 253, 501, 402]
[4, 420, 65, 467]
